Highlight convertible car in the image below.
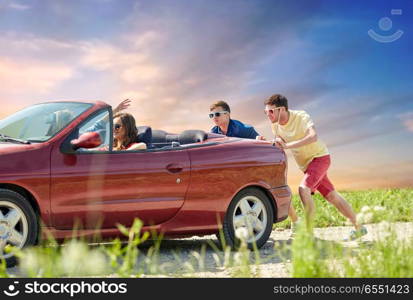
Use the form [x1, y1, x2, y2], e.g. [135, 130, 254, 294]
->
[0, 101, 291, 266]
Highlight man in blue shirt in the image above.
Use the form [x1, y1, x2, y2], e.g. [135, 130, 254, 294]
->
[209, 100, 259, 139]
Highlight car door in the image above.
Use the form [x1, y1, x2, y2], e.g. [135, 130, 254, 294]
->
[50, 108, 190, 229]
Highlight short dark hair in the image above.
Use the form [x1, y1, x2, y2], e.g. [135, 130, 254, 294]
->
[264, 94, 288, 110]
[210, 100, 231, 113]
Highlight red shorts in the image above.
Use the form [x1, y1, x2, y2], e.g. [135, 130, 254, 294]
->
[301, 155, 335, 198]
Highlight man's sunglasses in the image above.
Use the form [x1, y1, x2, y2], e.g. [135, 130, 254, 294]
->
[209, 111, 228, 118]
[114, 124, 122, 130]
[264, 107, 281, 115]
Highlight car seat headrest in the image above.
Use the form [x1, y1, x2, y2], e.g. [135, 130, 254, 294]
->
[179, 130, 207, 144]
[136, 126, 152, 146]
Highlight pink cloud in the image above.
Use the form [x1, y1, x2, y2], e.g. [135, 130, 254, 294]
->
[399, 112, 413, 132]
[0, 57, 73, 95]
[79, 36, 164, 84]
[80, 42, 146, 70]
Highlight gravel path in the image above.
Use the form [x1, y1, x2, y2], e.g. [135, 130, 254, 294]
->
[7, 222, 413, 277]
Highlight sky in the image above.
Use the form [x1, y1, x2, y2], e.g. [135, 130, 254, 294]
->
[0, 0, 412, 191]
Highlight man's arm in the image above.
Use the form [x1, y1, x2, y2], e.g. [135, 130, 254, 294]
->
[281, 126, 318, 149]
[85, 121, 106, 133]
[247, 127, 260, 139]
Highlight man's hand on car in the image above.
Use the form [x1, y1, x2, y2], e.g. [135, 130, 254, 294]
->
[272, 137, 287, 149]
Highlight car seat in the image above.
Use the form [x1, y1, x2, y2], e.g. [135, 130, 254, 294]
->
[136, 126, 152, 148]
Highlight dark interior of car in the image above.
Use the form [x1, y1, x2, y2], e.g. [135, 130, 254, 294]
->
[136, 126, 208, 149]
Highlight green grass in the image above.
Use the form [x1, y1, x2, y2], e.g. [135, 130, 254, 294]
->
[276, 188, 413, 229]
[339, 234, 413, 277]
[291, 222, 337, 277]
[0, 188, 412, 278]
[290, 221, 413, 277]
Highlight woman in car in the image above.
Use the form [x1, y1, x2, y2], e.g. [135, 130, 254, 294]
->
[113, 113, 146, 151]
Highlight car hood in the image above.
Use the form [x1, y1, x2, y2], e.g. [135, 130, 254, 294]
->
[0, 142, 40, 155]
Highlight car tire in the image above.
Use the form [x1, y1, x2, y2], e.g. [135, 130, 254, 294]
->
[219, 187, 274, 250]
[0, 189, 39, 267]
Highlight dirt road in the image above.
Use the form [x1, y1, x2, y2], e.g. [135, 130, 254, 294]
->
[137, 221, 413, 277]
[7, 222, 413, 277]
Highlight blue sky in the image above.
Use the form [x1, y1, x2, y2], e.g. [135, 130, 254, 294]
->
[0, 0, 412, 189]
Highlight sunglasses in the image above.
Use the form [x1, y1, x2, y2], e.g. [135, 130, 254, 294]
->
[209, 111, 228, 118]
[114, 124, 122, 130]
[264, 107, 281, 115]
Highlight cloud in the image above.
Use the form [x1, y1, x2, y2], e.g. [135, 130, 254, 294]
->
[0, 33, 81, 105]
[326, 126, 400, 148]
[0, 57, 73, 94]
[289, 93, 413, 148]
[7, 2, 30, 11]
[80, 42, 145, 71]
[399, 112, 413, 132]
[79, 41, 162, 83]
[329, 161, 413, 190]
[0, 31, 167, 116]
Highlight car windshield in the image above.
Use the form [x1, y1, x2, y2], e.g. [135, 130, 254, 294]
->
[0, 102, 93, 142]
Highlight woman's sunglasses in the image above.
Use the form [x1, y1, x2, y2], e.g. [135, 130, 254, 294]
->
[114, 124, 122, 130]
[209, 111, 228, 118]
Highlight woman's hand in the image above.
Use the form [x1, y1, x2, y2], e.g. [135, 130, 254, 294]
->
[113, 99, 132, 115]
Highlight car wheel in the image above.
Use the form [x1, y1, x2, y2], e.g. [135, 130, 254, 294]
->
[220, 187, 274, 249]
[0, 189, 39, 267]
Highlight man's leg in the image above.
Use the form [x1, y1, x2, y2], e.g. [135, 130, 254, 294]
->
[317, 175, 360, 230]
[324, 190, 360, 229]
[299, 159, 326, 230]
[318, 175, 367, 240]
[288, 205, 298, 223]
[298, 185, 315, 230]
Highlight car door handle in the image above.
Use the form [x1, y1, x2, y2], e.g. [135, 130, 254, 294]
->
[166, 163, 183, 174]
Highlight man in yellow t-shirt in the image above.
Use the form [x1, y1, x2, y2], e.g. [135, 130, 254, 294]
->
[257, 94, 367, 240]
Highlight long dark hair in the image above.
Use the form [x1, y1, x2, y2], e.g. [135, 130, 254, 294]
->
[113, 113, 137, 150]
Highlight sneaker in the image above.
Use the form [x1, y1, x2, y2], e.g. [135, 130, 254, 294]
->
[345, 226, 368, 241]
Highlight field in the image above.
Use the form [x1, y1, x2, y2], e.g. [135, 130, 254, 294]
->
[278, 188, 413, 229]
[2, 188, 413, 278]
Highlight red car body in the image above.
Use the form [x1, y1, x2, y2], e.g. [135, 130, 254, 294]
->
[0, 101, 291, 242]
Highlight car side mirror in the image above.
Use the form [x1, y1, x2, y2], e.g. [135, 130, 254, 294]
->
[70, 132, 102, 150]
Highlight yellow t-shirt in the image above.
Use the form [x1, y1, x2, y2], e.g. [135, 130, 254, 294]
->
[271, 110, 329, 172]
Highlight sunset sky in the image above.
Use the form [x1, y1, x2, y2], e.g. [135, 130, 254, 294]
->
[0, 0, 412, 191]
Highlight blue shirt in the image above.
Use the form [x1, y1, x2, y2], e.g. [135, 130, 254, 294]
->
[211, 119, 259, 139]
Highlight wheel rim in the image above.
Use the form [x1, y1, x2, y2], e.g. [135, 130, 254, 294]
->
[0, 201, 29, 259]
[232, 195, 268, 243]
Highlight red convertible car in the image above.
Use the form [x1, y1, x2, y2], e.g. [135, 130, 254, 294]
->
[0, 101, 291, 266]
